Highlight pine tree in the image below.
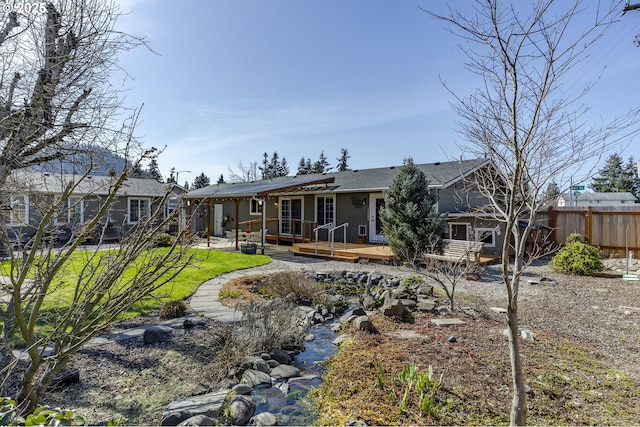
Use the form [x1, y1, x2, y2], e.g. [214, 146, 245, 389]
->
[147, 159, 163, 182]
[545, 180, 560, 202]
[623, 156, 640, 200]
[259, 152, 270, 179]
[167, 167, 176, 184]
[183, 181, 190, 190]
[381, 157, 445, 264]
[192, 172, 211, 189]
[277, 157, 290, 177]
[312, 151, 331, 173]
[591, 153, 626, 192]
[336, 148, 350, 171]
[217, 174, 225, 184]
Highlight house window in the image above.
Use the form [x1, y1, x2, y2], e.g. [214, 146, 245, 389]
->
[167, 196, 178, 216]
[128, 198, 150, 223]
[474, 228, 496, 248]
[316, 196, 334, 226]
[6, 195, 28, 225]
[449, 223, 470, 240]
[56, 197, 84, 225]
[250, 198, 263, 216]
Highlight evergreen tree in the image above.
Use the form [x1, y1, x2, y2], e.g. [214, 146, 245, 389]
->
[183, 181, 190, 190]
[591, 153, 627, 192]
[167, 167, 176, 184]
[192, 172, 211, 189]
[129, 163, 147, 179]
[217, 174, 225, 184]
[381, 157, 445, 265]
[622, 156, 640, 200]
[336, 148, 350, 171]
[312, 151, 331, 173]
[545, 180, 560, 202]
[147, 159, 163, 182]
[298, 157, 313, 174]
[277, 157, 290, 177]
[259, 152, 270, 179]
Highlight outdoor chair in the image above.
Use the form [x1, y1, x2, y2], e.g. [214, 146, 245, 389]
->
[224, 230, 236, 247]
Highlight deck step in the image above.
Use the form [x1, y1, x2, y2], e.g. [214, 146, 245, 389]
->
[289, 248, 358, 263]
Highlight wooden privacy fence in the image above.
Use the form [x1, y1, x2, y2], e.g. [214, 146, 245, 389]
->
[542, 206, 640, 256]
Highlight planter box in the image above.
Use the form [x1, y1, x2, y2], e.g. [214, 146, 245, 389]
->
[240, 243, 257, 254]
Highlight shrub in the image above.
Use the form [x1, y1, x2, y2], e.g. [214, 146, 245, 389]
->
[154, 233, 175, 248]
[550, 233, 604, 275]
[159, 300, 187, 319]
[403, 276, 424, 287]
[262, 271, 324, 306]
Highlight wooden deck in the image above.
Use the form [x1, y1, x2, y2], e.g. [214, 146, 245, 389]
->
[291, 242, 395, 263]
[291, 240, 502, 265]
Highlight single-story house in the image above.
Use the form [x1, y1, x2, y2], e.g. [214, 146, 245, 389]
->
[1, 171, 176, 246]
[557, 191, 638, 207]
[184, 158, 506, 255]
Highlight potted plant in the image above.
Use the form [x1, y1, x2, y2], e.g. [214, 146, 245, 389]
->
[240, 241, 257, 254]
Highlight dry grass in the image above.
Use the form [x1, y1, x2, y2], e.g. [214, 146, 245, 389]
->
[316, 310, 640, 426]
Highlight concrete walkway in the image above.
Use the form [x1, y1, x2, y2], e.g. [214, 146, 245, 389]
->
[94, 240, 342, 342]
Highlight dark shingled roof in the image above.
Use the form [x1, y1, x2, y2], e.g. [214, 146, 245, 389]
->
[7, 171, 168, 197]
[184, 158, 489, 199]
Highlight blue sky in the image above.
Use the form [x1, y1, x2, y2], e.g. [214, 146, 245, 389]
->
[114, 0, 640, 186]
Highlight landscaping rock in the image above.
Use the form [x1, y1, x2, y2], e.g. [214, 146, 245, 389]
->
[162, 390, 229, 426]
[269, 348, 292, 365]
[228, 395, 256, 426]
[144, 325, 174, 345]
[241, 369, 272, 388]
[354, 315, 377, 334]
[250, 412, 277, 426]
[270, 364, 301, 379]
[381, 299, 414, 323]
[232, 384, 253, 396]
[177, 414, 217, 426]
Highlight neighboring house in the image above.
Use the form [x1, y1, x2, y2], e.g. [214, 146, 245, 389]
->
[1, 171, 172, 245]
[557, 192, 638, 207]
[185, 158, 506, 255]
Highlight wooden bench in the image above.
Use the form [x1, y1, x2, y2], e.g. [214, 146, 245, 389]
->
[422, 239, 485, 280]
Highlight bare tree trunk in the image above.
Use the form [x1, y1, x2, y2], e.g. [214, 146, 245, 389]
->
[507, 307, 526, 426]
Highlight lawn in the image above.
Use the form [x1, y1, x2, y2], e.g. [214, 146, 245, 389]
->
[0, 247, 271, 320]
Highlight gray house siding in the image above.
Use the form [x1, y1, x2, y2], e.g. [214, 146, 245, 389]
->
[3, 173, 170, 245]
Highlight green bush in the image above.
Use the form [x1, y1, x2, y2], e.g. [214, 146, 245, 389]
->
[550, 233, 604, 276]
[154, 233, 175, 248]
[159, 300, 187, 319]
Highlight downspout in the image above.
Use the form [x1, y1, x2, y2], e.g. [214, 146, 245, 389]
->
[234, 199, 240, 251]
[207, 199, 211, 247]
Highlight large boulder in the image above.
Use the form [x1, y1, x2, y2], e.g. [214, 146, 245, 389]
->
[228, 395, 256, 426]
[144, 325, 174, 345]
[381, 299, 414, 323]
[162, 390, 229, 426]
[241, 369, 272, 388]
[270, 364, 300, 380]
[250, 412, 277, 426]
[354, 315, 377, 334]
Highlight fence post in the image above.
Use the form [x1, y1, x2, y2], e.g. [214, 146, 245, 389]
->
[585, 206, 592, 244]
[548, 206, 556, 244]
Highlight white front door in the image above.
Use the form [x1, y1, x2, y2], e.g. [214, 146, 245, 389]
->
[214, 204, 223, 237]
[280, 197, 303, 236]
[369, 193, 387, 243]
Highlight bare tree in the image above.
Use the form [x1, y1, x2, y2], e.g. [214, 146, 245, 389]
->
[430, 1, 639, 424]
[0, 0, 148, 188]
[0, 1, 196, 412]
[227, 160, 259, 183]
[0, 127, 195, 412]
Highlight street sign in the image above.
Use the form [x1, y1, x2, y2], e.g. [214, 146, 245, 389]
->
[571, 185, 585, 190]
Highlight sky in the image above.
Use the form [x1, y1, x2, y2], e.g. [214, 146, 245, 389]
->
[112, 0, 640, 186]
